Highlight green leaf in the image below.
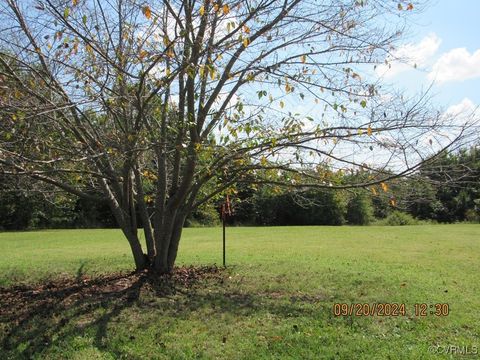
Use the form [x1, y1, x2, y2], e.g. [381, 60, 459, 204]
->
[82, 15, 87, 25]
[64, 7, 70, 18]
[360, 100, 367, 108]
[257, 91, 264, 99]
[260, 156, 267, 166]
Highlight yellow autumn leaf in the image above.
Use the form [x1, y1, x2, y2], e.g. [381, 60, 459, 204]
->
[72, 0, 78, 6]
[390, 198, 396, 207]
[242, 37, 250, 47]
[210, 67, 216, 80]
[367, 125, 372, 136]
[301, 55, 306, 63]
[165, 68, 171, 76]
[285, 83, 291, 93]
[381, 182, 388, 192]
[371, 187, 377, 196]
[223, 4, 230, 15]
[139, 50, 148, 60]
[243, 25, 250, 34]
[199, 5, 205, 16]
[279, 100, 284, 109]
[213, 3, 219, 12]
[142, 6, 152, 19]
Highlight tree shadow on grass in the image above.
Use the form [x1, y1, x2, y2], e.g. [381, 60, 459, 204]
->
[0, 265, 330, 358]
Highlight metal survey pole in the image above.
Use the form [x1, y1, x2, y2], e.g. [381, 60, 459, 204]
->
[222, 215, 226, 267]
[221, 195, 231, 268]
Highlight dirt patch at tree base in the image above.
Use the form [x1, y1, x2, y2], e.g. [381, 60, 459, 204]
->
[0, 265, 226, 323]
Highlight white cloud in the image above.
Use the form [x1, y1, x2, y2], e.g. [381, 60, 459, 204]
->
[423, 98, 479, 149]
[376, 33, 441, 78]
[428, 48, 480, 84]
[444, 98, 477, 118]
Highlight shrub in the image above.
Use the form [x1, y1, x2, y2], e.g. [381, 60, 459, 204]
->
[465, 209, 480, 223]
[346, 193, 374, 225]
[185, 202, 220, 227]
[382, 211, 418, 226]
[253, 189, 346, 226]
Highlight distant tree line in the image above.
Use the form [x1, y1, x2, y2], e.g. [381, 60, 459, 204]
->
[1, 145, 479, 230]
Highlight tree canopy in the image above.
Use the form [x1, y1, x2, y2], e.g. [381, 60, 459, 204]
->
[0, 0, 477, 273]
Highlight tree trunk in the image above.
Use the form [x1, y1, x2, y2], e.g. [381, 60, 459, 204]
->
[122, 228, 147, 271]
[152, 211, 186, 274]
[167, 213, 186, 270]
[133, 168, 155, 260]
[99, 179, 147, 271]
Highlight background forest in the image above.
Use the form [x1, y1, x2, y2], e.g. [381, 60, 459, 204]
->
[2, 144, 478, 230]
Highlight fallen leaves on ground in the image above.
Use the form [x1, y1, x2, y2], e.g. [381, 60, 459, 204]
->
[0, 265, 225, 324]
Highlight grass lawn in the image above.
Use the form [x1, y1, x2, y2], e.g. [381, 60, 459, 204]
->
[1, 225, 479, 359]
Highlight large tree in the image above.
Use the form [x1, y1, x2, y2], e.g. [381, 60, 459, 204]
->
[0, 0, 475, 273]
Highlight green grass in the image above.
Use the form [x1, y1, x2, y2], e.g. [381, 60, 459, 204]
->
[1, 225, 479, 359]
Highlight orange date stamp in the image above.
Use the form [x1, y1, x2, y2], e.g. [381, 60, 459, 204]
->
[333, 303, 449, 317]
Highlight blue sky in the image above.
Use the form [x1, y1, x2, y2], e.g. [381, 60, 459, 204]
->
[379, 0, 480, 113]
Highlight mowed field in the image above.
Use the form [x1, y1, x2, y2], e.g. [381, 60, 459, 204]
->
[1, 225, 479, 359]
